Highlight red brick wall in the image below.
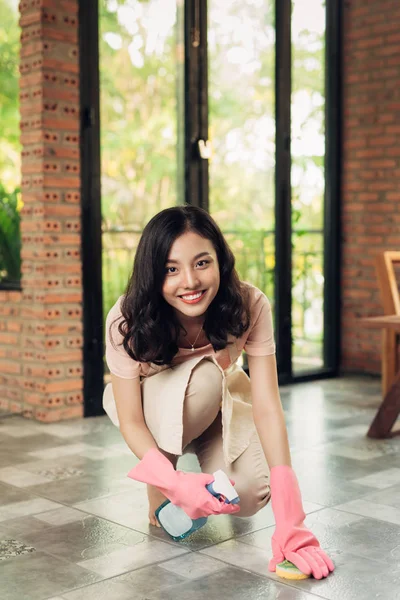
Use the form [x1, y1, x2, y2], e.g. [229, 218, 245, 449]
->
[341, 1, 400, 374]
[0, 0, 83, 421]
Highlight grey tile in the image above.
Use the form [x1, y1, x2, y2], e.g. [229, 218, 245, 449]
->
[146, 565, 318, 600]
[41, 417, 114, 439]
[24, 472, 134, 505]
[295, 471, 376, 507]
[200, 537, 272, 575]
[73, 486, 159, 532]
[60, 564, 188, 599]
[76, 537, 188, 578]
[0, 538, 36, 561]
[0, 432, 81, 453]
[0, 497, 63, 522]
[0, 466, 53, 487]
[315, 435, 400, 461]
[1, 377, 400, 600]
[0, 551, 103, 600]
[292, 448, 400, 483]
[34, 507, 89, 526]
[335, 497, 400, 526]
[27, 442, 105, 460]
[22, 516, 152, 564]
[281, 550, 400, 600]
[34, 466, 85, 480]
[0, 515, 55, 537]
[0, 448, 33, 468]
[0, 482, 33, 506]
[159, 552, 226, 579]
[353, 467, 400, 489]
[359, 483, 400, 509]
[0, 420, 46, 438]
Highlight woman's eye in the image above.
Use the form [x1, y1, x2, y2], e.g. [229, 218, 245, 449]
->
[166, 267, 176, 274]
[197, 260, 209, 267]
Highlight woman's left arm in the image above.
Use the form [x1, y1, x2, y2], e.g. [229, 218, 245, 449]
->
[247, 353, 291, 467]
[248, 353, 335, 580]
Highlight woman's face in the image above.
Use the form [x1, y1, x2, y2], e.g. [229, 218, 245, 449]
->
[162, 231, 220, 324]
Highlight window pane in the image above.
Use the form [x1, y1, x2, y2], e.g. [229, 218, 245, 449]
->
[291, 0, 326, 372]
[99, 0, 185, 319]
[208, 0, 275, 306]
[0, 0, 21, 286]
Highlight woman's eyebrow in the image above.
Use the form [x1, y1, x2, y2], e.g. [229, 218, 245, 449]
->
[166, 252, 212, 265]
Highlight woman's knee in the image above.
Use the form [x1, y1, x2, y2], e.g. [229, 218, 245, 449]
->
[189, 359, 223, 399]
[182, 361, 223, 449]
[234, 473, 271, 518]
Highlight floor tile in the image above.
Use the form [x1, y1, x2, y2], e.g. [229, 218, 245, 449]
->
[1, 376, 399, 600]
[335, 497, 400, 525]
[22, 516, 150, 564]
[147, 565, 319, 600]
[27, 443, 105, 460]
[0, 538, 36, 561]
[58, 564, 188, 599]
[0, 466, 53, 487]
[158, 552, 227, 579]
[24, 472, 134, 505]
[0, 551, 103, 600]
[0, 497, 63, 522]
[76, 537, 188, 578]
[359, 482, 400, 509]
[352, 467, 400, 489]
[199, 538, 272, 576]
[33, 506, 89, 526]
[280, 550, 400, 600]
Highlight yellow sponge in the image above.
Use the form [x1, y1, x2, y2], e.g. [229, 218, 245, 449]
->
[276, 560, 310, 580]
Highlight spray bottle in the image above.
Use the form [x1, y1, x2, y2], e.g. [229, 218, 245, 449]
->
[155, 469, 239, 541]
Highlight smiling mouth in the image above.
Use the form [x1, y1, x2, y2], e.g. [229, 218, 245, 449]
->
[179, 290, 206, 301]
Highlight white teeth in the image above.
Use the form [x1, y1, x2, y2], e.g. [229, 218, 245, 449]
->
[181, 291, 203, 301]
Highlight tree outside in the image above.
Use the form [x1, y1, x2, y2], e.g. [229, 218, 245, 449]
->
[0, 0, 21, 285]
[99, 0, 326, 370]
[0, 0, 327, 369]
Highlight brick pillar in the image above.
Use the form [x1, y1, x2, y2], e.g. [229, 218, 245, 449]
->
[15, 0, 83, 420]
[341, 1, 400, 374]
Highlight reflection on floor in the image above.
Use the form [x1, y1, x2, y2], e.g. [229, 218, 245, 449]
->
[1, 375, 400, 600]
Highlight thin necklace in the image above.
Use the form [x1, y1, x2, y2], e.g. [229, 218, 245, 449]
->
[188, 324, 203, 351]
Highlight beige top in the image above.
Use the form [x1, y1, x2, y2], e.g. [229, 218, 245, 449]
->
[105, 282, 276, 464]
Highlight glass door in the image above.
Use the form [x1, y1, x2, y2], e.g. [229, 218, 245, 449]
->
[291, 0, 326, 374]
[80, 0, 340, 414]
[99, 0, 185, 323]
[207, 0, 276, 324]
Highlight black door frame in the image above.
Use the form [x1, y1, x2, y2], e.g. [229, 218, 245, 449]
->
[79, 0, 342, 414]
[79, 0, 104, 416]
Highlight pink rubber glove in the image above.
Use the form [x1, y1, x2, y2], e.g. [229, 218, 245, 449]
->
[268, 465, 335, 579]
[127, 448, 240, 520]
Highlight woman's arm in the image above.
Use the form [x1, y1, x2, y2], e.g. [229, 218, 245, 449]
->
[110, 373, 158, 460]
[247, 353, 291, 468]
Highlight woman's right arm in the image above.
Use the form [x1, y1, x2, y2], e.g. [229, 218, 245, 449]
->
[110, 373, 158, 460]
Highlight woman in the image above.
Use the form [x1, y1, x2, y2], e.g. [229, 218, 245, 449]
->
[103, 205, 334, 580]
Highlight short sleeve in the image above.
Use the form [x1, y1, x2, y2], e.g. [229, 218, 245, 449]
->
[243, 286, 276, 356]
[105, 297, 141, 379]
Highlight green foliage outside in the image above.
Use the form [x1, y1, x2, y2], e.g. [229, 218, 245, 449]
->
[100, 0, 327, 369]
[0, 0, 327, 368]
[0, 0, 21, 285]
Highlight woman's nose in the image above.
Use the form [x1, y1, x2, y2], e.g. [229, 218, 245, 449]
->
[182, 269, 200, 289]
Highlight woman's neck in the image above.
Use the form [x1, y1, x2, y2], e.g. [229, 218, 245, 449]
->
[176, 312, 205, 331]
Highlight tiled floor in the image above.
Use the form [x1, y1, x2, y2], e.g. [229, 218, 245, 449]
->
[1, 376, 400, 600]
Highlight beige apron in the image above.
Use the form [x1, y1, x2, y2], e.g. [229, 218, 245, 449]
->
[103, 352, 256, 467]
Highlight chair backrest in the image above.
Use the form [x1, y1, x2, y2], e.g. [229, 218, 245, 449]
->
[375, 251, 400, 315]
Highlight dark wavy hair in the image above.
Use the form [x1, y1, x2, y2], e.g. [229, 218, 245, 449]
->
[112, 205, 251, 365]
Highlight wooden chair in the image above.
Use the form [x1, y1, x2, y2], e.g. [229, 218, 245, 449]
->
[375, 251, 400, 396]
